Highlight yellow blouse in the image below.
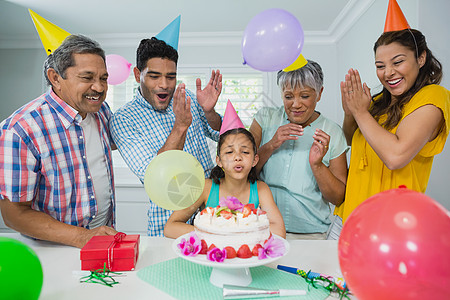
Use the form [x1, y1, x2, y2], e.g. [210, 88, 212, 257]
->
[336, 84, 450, 222]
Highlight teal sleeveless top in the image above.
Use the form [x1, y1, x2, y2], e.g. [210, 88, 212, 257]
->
[206, 181, 259, 208]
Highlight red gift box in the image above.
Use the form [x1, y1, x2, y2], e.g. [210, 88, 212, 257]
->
[80, 233, 140, 271]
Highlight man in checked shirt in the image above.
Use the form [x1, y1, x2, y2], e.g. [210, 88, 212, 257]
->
[0, 35, 118, 248]
[111, 37, 222, 236]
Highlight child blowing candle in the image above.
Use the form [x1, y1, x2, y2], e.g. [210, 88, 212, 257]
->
[164, 101, 286, 239]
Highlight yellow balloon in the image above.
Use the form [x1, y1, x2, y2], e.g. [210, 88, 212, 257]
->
[144, 150, 205, 210]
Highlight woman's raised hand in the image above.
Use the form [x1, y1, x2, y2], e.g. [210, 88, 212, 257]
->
[341, 69, 371, 117]
[309, 128, 330, 166]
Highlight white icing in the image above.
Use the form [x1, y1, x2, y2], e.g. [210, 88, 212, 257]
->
[194, 207, 270, 250]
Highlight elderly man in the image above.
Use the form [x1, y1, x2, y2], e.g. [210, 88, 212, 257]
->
[0, 35, 117, 248]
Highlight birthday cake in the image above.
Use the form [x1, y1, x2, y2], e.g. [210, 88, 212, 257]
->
[194, 197, 271, 258]
[177, 197, 285, 261]
[194, 200, 271, 259]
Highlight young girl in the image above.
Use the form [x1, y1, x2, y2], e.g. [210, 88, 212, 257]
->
[163, 127, 286, 239]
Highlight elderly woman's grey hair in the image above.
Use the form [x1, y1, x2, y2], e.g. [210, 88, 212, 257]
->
[43, 34, 106, 86]
[276, 60, 324, 95]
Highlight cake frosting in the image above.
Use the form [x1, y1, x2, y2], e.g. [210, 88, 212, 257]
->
[194, 205, 270, 252]
[177, 198, 285, 261]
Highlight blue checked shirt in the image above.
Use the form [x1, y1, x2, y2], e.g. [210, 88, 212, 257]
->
[110, 88, 220, 236]
[0, 89, 115, 227]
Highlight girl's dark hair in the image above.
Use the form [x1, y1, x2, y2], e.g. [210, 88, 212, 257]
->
[370, 29, 443, 130]
[136, 37, 178, 71]
[210, 128, 258, 184]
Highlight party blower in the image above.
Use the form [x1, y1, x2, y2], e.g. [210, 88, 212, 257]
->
[223, 285, 306, 299]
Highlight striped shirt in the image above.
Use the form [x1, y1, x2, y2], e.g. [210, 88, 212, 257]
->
[110, 88, 220, 236]
[0, 89, 115, 227]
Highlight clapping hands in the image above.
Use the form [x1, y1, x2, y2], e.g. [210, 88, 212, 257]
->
[341, 69, 371, 117]
[309, 129, 330, 167]
[196, 70, 222, 113]
[173, 83, 192, 129]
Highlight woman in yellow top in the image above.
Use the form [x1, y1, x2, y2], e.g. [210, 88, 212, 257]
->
[335, 28, 450, 223]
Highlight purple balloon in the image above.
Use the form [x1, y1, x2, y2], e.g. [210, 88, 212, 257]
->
[242, 8, 304, 72]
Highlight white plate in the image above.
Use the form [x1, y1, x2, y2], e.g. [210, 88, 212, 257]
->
[172, 233, 290, 270]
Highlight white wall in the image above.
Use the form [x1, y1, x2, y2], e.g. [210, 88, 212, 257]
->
[417, 0, 450, 208]
[0, 49, 47, 120]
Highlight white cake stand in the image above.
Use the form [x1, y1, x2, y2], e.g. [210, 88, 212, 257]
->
[172, 234, 289, 288]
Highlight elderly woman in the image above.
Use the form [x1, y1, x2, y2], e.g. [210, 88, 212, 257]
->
[249, 60, 348, 239]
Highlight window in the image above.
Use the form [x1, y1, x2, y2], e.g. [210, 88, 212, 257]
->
[106, 66, 271, 126]
[105, 74, 138, 112]
[106, 66, 272, 183]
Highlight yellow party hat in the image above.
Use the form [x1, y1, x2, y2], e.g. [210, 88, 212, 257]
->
[282, 54, 308, 72]
[29, 9, 71, 55]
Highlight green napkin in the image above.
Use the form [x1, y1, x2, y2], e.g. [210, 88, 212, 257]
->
[138, 258, 329, 300]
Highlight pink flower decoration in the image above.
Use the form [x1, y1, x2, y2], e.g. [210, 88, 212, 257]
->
[207, 247, 227, 263]
[178, 232, 201, 257]
[258, 236, 285, 259]
[219, 196, 244, 212]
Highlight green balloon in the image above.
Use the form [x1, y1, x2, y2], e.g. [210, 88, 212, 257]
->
[0, 237, 43, 300]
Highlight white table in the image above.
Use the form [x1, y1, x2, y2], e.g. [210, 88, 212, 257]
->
[0, 233, 348, 300]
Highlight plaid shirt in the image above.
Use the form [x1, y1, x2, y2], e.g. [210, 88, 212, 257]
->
[111, 88, 219, 236]
[0, 89, 115, 228]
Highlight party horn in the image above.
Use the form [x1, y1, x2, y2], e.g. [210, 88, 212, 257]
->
[223, 284, 306, 299]
[277, 265, 347, 290]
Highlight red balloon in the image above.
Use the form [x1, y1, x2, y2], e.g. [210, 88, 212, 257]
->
[338, 187, 450, 300]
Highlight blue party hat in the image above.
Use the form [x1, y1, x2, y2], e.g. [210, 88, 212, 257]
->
[156, 15, 181, 50]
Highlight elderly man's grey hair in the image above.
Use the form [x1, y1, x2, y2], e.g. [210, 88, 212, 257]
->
[43, 34, 106, 86]
[276, 60, 324, 95]
[43, 54, 54, 86]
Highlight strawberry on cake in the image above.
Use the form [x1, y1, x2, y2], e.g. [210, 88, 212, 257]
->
[194, 204, 271, 259]
[175, 196, 285, 262]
